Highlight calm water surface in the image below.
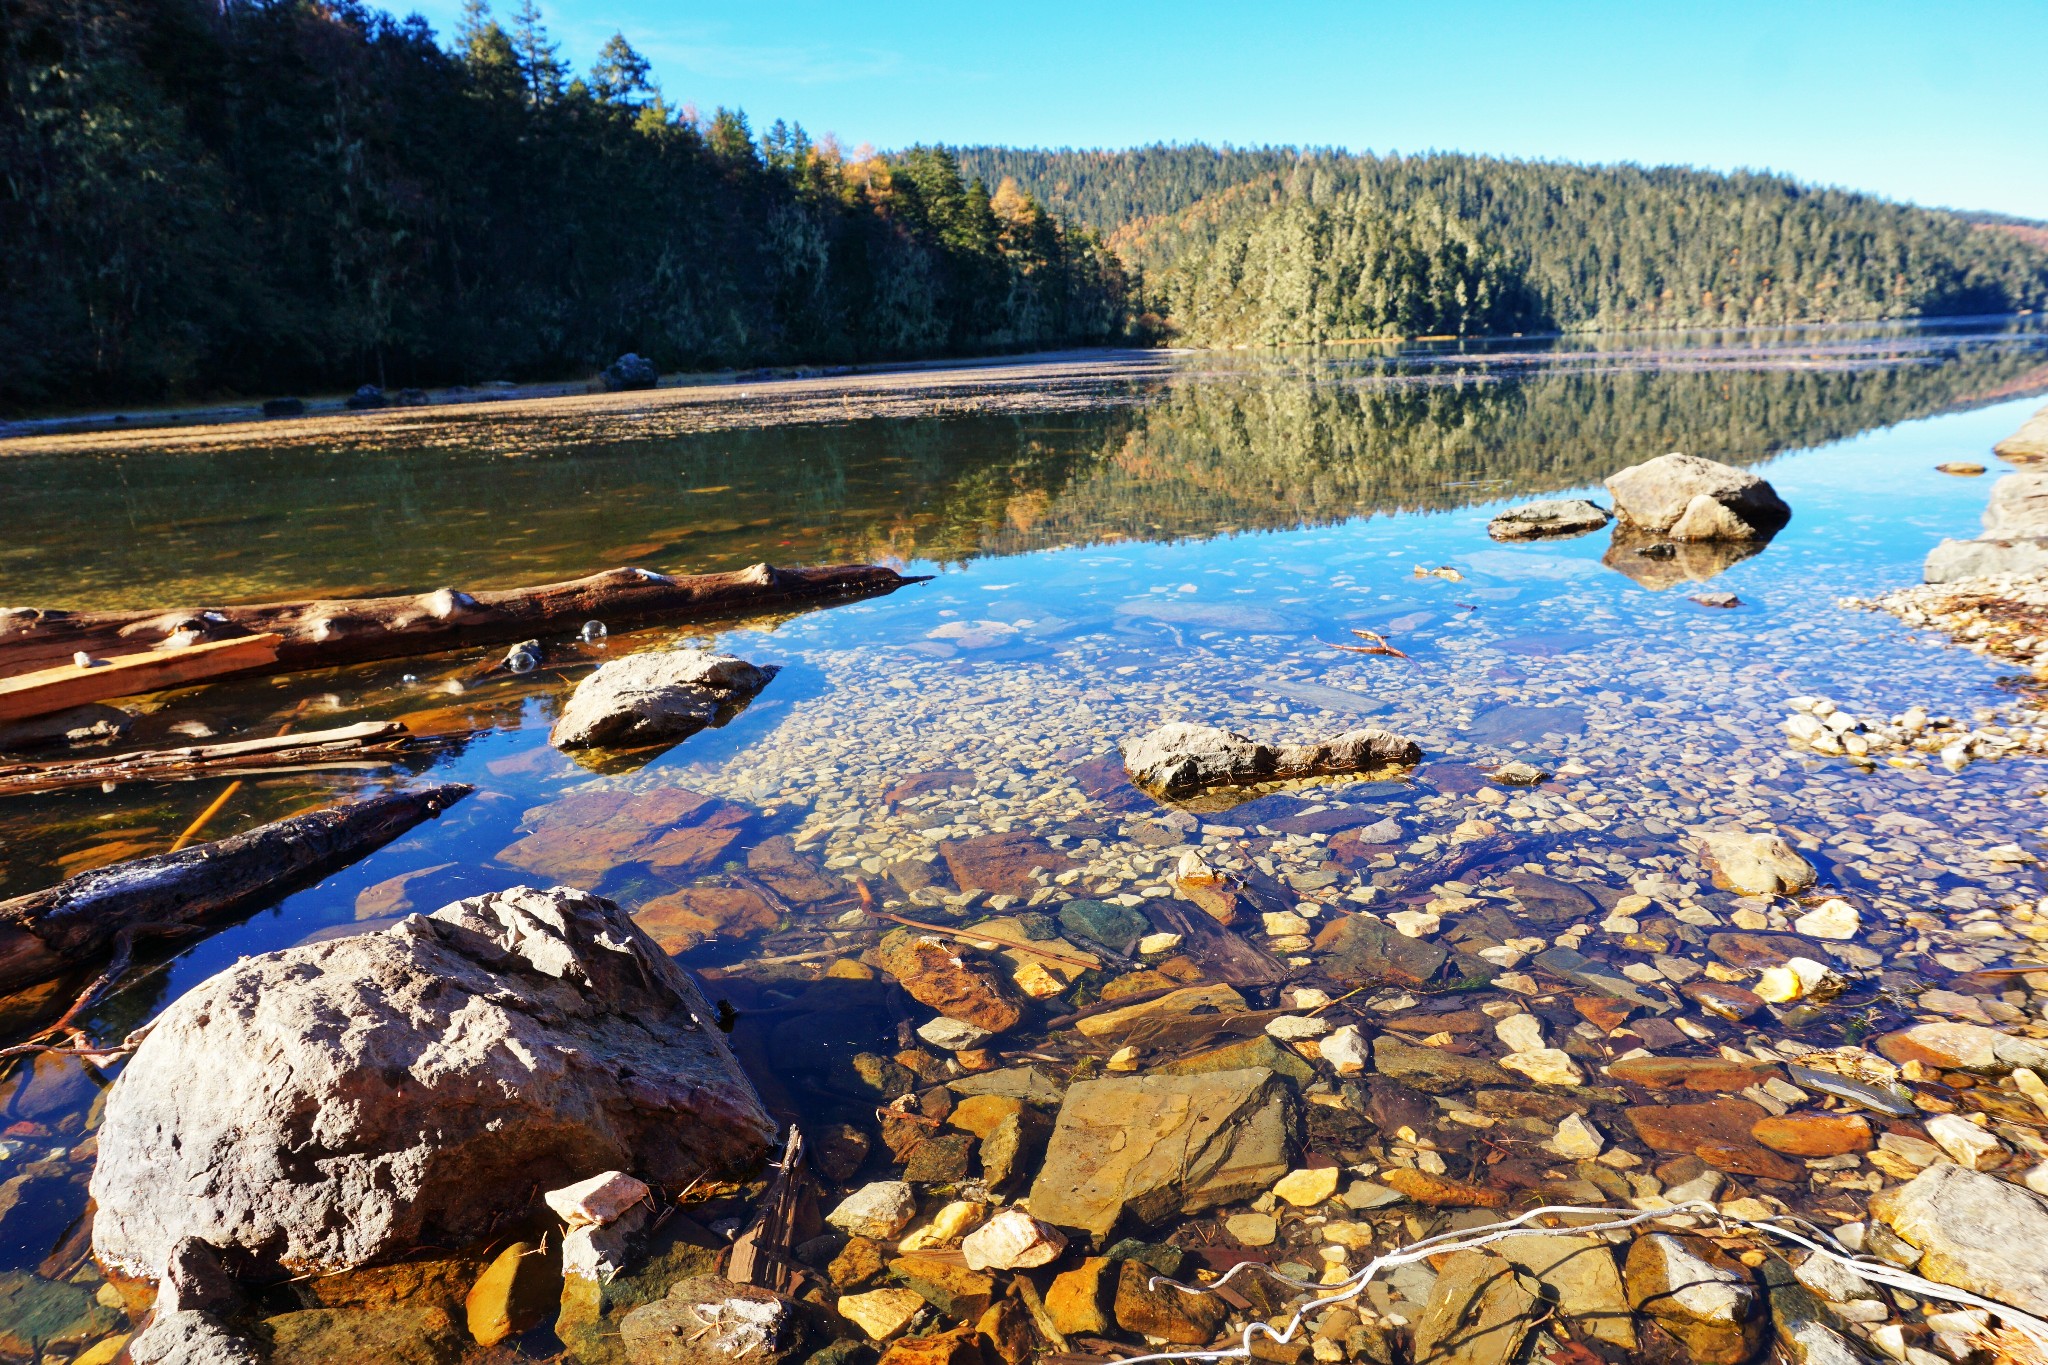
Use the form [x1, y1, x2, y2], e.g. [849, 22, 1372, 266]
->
[2, 321, 2047, 1357]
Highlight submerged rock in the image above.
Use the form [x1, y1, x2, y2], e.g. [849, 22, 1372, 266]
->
[1623, 1233, 1765, 1364]
[1870, 1163, 2048, 1316]
[1411, 1250, 1542, 1365]
[550, 648, 777, 751]
[1028, 1068, 1294, 1238]
[1120, 721, 1420, 799]
[91, 886, 774, 1280]
[1486, 499, 1612, 541]
[1605, 452, 1790, 540]
[617, 1276, 806, 1365]
[1695, 829, 1816, 895]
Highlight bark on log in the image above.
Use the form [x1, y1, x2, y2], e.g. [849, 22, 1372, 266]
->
[0, 721, 427, 796]
[0, 783, 470, 995]
[0, 562, 923, 681]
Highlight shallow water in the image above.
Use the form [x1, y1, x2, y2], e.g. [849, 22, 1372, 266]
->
[4, 320, 2048, 1358]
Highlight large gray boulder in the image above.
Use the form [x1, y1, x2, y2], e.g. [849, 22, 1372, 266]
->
[1870, 1163, 2048, 1316]
[91, 885, 776, 1281]
[1120, 721, 1420, 799]
[1487, 499, 1611, 541]
[550, 648, 778, 750]
[1995, 401, 2048, 463]
[1604, 453, 1790, 541]
[1982, 472, 2048, 536]
[1925, 538, 2048, 583]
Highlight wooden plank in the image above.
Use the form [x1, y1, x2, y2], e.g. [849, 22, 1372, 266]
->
[0, 634, 281, 723]
[0, 720, 420, 796]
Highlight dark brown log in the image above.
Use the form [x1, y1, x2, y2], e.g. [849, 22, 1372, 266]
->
[0, 783, 470, 995]
[0, 721, 429, 796]
[0, 561, 924, 681]
[726, 1126, 821, 1296]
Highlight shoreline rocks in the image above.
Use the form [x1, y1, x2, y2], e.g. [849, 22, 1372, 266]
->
[90, 886, 775, 1281]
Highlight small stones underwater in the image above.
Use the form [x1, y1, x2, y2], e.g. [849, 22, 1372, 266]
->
[5, 343, 2048, 1364]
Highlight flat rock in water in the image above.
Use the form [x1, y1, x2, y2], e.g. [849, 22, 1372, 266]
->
[872, 929, 1024, 1034]
[1120, 721, 1419, 799]
[618, 1277, 804, 1365]
[1696, 831, 1816, 895]
[496, 788, 751, 886]
[1605, 452, 1790, 539]
[1028, 1069, 1294, 1237]
[1255, 678, 1393, 715]
[1411, 1250, 1541, 1365]
[1314, 915, 1449, 987]
[1113, 599, 1301, 633]
[1623, 1233, 1765, 1365]
[1371, 1037, 1512, 1094]
[1490, 1234, 1634, 1349]
[939, 832, 1072, 895]
[90, 886, 774, 1279]
[1466, 704, 1586, 744]
[1627, 1097, 1769, 1154]
[1877, 1020, 2048, 1074]
[1497, 871, 1598, 925]
[1871, 1163, 2048, 1316]
[549, 648, 776, 750]
[1487, 499, 1612, 541]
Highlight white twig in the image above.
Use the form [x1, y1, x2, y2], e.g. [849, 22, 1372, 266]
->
[1105, 1202, 2048, 1364]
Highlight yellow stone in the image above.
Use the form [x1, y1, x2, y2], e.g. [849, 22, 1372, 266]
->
[1013, 961, 1067, 999]
[949, 1094, 1025, 1138]
[74, 1337, 130, 1365]
[465, 1240, 561, 1347]
[827, 959, 877, 980]
[1272, 1167, 1340, 1208]
[898, 1200, 985, 1252]
[839, 1287, 929, 1341]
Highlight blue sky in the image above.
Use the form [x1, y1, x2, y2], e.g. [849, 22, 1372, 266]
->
[414, 0, 2048, 219]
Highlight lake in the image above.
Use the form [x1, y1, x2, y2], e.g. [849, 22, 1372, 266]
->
[2, 319, 2046, 1358]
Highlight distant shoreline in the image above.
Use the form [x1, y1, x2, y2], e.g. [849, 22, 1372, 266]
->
[0, 349, 1184, 456]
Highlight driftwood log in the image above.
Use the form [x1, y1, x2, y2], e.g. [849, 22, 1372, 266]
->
[0, 721, 429, 797]
[0, 783, 470, 996]
[0, 561, 923, 683]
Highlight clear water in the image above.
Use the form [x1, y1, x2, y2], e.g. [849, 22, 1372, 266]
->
[2, 319, 2046, 1358]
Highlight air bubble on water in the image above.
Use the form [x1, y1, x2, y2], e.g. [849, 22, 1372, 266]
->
[401, 674, 418, 685]
[580, 620, 608, 645]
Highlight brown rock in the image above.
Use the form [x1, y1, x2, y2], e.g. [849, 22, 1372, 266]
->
[745, 836, 841, 904]
[902, 1133, 974, 1184]
[1705, 931, 1823, 972]
[1381, 1168, 1507, 1209]
[1608, 1056, 1776, 1093]
[885, 770, 977, 806]
[1693, 1140, 1801, 1181]
[1044, 1257, 1116, 1336]
[1876, 1021, 2048, 1075]
[1623, 1233, 1764, 1365]
[975, 1298, 1035, 1365]
[940, 833, 1073, 896]
[464, 1241, 559, 1347]
[878, 1325, 986, 1365]
[1628, 1098, 1769, 1153]
[947, 1095, 1025, 1139]
[495, 788, 749, 885]
[1683, 981, 1766, 1022]
[1411, 1250, 1541, 1365]
[1751, 1112, 1872, 1158]
[977, 1109, 1052, 1194]
[1573, 995, 1634, 1031]
[634, 887, 779, 954]
[829, 1238, 886, 1291]
[874, 930, 1024, 1034]
[1113, 1258, 1227, 1345]
[890, 1257, 995, 1321]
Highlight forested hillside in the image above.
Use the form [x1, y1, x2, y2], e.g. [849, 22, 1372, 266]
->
[957, 147, 2048, 345]
[0, 0, 1127, 411]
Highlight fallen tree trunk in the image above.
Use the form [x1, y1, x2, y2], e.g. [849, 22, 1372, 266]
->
[0, 721, 428, 796]
[0, 783, 470, 996]
[0, 561, 923, 684]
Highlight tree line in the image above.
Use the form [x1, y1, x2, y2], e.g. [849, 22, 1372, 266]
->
[0, 0, 1128, 411]
[957, 146, 2048, 346]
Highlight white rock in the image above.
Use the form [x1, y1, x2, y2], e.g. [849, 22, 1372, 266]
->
[1137, 932, 1183, 956]
[1695, 829, 1817, 896]
[1265, 1014, 1332, 1042]
[544, 1171, 649, 1229]
[1498, 1049, 1584, 1086]
[1754, 956, 1844, 1004]
[916, 1017, 992, 1052]
[1321, 1025, 1368, 1078]
[1386, 910, 1440, 938]
[1548, 1112, 1604, 1159]
[1925, 1114, 2004, 1171]
[826, 1182, 918, 1240]
[1263, 911, 1310, 937]
[1494, 1013, 1547, 1054]
[550, 648, 777, 750]
[959, 1209, 1067, 1271]
[562, 1202, 649, 1282]
[1793, 899, 1860, 941]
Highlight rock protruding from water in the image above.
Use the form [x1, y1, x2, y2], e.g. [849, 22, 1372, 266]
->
[1605, 452, 1790, 541]
[90, 885, 775, 1280]
[550, 648, 778, 751]
[1871, 1163, 2048, 1316]
[1925, 471, 2048, 581]
[1120, 721, 1420, 799]
[1028, 1069, 1294, 1237]
[1694, 829, 1816, 895]
[1995, 401, 2048, 463]
[600, 353, 659, 392]
[1487, 499, 1612, 540]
